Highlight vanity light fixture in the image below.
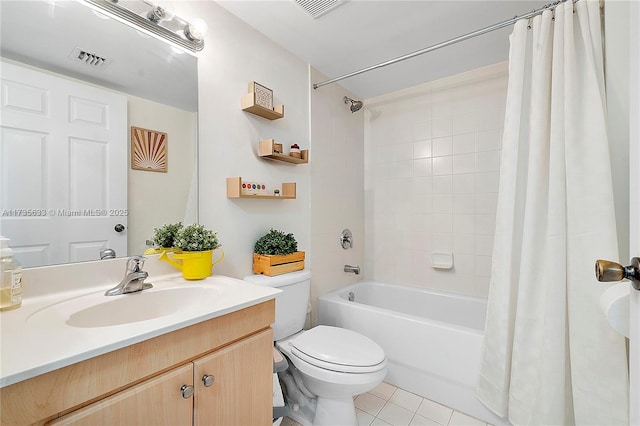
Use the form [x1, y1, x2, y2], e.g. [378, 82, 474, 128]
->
[84, 0, 207, 52]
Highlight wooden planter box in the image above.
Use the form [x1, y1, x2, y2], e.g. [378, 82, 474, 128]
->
[253, 251, 305, 276]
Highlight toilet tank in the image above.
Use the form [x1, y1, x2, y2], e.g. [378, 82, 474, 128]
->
[243, 270, 311, 341]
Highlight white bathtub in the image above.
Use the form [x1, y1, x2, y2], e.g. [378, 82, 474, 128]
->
[318, 281, 508, 425]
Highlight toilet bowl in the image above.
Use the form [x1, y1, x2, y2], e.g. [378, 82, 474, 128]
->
[277, 326, 387, 426]
[243, 271, 387, 426]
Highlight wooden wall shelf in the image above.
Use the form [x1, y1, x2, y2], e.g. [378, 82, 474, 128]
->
[241, 93, 284, 120]
[259, 139, 308, 164]
[226, 177, 296, 199]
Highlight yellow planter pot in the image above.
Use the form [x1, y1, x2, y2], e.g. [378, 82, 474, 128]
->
[159, 248, 224, 280]
[143, 247, 180, 255]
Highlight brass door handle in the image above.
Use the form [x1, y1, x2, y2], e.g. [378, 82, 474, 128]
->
[595, 257, 640, 290]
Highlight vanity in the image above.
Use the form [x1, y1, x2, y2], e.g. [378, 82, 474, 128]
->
[0, 260, 280, 426]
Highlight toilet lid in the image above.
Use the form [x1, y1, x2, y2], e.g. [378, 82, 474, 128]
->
[288, 326, 385, 373]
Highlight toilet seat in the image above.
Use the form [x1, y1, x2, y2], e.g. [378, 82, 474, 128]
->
[286, 326, 386, 373]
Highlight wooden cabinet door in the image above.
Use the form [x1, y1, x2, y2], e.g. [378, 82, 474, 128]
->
[193, 329, 273, 426]
[49, 364, 193, 426]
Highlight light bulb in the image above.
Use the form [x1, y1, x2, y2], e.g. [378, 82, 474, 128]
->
[146, 2, 174, 22]
[184, 18, 208, 42]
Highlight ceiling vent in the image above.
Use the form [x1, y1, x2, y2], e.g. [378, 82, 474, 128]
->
[293, 0, 345, 19]
[69, 48, 112, 69]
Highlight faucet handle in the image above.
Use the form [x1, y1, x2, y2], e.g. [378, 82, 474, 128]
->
[126, 255, 146, 273]
[100, 248, 116, 260]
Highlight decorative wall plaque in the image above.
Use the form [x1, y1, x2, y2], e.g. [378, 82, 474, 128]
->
[249, 81, 273, 110]
[131, 126, 167, 172]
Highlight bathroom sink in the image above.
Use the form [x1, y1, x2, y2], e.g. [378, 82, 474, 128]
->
[26, 285, 221, 328]
[1, 273, 281, 389]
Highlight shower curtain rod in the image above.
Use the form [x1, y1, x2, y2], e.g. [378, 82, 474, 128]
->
[312, 0, 573, 90]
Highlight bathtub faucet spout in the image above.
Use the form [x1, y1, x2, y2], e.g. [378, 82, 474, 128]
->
[344, 264, 360, 275]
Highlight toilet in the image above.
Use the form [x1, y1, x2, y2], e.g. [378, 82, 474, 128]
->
[243, 270, 387, 426]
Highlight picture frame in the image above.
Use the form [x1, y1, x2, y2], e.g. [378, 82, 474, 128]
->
[131, 126, 168, 173]
[249, 81, 273, 110]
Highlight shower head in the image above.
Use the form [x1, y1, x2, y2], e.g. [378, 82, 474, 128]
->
[344, 96, 363, 113]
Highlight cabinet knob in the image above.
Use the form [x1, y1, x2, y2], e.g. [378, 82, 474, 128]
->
[180, 384, 194, 398]
[202, 374, 215, 387]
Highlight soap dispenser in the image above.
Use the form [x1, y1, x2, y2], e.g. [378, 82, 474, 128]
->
[0, 236, 22, 311]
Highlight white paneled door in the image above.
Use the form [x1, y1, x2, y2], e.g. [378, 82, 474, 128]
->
[0, 61, 127, 267]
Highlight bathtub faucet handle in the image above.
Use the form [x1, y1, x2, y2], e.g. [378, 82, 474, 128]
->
[340, 229, 353, 249]
[344, 264, 360, 275]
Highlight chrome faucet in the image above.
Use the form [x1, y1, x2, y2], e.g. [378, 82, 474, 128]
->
[105, 256, 152, 296]
[344, 264, 360, 275]
[100, 248, 116, 260]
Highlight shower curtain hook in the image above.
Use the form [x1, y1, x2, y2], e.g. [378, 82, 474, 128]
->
[527, 17, 533, 30]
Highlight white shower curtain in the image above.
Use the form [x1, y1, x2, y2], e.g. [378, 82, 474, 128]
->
[476, 1, 629, 425]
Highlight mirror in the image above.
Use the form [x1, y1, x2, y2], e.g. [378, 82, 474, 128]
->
[0, 0, 198, 268]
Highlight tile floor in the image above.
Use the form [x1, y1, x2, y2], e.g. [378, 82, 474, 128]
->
[281, 382, 491, 426]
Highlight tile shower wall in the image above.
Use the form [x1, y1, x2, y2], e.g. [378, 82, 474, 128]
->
[364, 62, 508, 298]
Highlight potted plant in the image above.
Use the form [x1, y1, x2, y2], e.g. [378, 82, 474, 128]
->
[160, 224, 224, 280]
[144, 222, 183, 255]
[253, 229, 305, 276]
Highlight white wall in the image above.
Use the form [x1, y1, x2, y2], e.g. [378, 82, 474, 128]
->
[174, 2, 311, 279]
[172, 0, 629, 302]
[364, 63, 508, 298]
[166, 0, 370, 315]
[309, 67, 364, 325]
[127, 96, 197, 256]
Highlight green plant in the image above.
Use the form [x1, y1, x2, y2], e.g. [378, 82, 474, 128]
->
[254, 229, 298, 256]
[152, 222, 183, 248]
[174, 224, 221, 252]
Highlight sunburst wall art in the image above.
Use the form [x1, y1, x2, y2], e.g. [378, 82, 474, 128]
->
[131, 126, 167, 172]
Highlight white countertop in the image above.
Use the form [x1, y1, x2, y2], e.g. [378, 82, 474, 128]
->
[0, 273, 280, 388]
